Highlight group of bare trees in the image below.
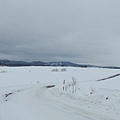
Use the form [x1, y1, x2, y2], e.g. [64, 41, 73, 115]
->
[63, 77, 77, 93]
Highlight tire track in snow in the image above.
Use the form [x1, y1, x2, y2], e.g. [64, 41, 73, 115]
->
[0, 85, 117, 120]
[0, 85, 39, 120]
[37, 87, 116, 120]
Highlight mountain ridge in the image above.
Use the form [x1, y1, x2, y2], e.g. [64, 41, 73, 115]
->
[0, 59, 120, 69]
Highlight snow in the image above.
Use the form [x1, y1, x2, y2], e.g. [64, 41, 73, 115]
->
[0, 66, 120, 120]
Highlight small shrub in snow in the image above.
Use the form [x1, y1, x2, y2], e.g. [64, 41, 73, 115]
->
[37, 81, 39, 84]
[0, 70, 7, 73]
[52, 68, 67, 72]
[106, 97, 108, 100]
[51, 69, 59, 72]
[61, 68, 67, 72]
[90, 86, 95, 94]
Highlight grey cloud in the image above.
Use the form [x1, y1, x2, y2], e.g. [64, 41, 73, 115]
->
[0, 0, 120, 66]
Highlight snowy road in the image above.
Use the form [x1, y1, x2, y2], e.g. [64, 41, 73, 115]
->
[0, 85, 116, 120]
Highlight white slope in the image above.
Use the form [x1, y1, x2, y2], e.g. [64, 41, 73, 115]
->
[0, 66, 120, 120]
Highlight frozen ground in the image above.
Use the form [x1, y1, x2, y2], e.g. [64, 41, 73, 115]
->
[0, 66, 120, 120]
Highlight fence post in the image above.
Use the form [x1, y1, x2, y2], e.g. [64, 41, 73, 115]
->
[63, 80, 65, 90]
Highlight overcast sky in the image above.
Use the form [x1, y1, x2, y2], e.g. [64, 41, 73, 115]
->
[0, 0, 120, 66]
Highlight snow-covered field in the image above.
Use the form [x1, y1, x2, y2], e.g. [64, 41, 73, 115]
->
[0, 66, 120, 120]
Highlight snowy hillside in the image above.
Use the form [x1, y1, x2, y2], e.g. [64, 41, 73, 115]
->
[0, 66, 120, 120]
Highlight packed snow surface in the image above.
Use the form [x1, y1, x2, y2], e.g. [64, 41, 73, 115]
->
[0, 66, 120, 120]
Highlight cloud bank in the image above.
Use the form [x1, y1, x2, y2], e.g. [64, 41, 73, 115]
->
[0, 0, 120, 66]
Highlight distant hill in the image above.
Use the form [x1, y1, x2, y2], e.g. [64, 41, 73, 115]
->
[0, 60, 30, 66]
[0, 60, 86, 67]
[0, 59, 120, 69]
